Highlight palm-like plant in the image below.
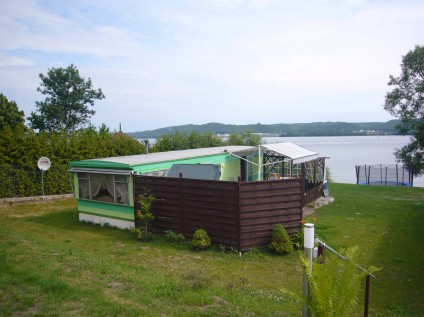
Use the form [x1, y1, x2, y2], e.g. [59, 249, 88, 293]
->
[301, 247, 380, 317]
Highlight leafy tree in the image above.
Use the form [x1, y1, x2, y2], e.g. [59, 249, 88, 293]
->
[0, 125, 25, 165]
[0, 93, 25, 130]
[384, 45, 424, 175]
[28, 64, 105, 133]
[227, 129, 262, 146]
[153, 131, 225, 152]
[135, 189, 156, 241]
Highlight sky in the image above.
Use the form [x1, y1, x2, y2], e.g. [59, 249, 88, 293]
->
[1, 0, 424, 133]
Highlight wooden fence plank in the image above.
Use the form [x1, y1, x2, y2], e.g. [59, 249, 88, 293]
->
[134, 175, 305, 251]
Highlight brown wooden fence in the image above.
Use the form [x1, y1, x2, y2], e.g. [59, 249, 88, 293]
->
[304, 181, 324, 206]
[134, 176, 303, 252]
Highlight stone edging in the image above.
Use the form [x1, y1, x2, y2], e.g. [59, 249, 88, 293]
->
[0, 194, 74, 207]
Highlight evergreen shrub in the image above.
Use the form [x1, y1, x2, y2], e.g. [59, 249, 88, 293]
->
[164, 230, 185, 244]
[191, 229, 211, 250]
[268, 224, 293, 255]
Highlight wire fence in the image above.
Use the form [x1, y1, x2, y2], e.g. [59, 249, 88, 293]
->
[355, 164, 413, 187]
[0, 165, 74, 198]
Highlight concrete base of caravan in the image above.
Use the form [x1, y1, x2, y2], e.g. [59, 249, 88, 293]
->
[79, 213, 134, 230]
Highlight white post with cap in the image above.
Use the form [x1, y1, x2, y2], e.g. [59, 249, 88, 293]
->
[303, 223, 314, 317]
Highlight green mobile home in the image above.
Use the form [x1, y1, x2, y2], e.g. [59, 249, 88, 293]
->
[68, 146, 259, 229]
[68, 142, 326, 230]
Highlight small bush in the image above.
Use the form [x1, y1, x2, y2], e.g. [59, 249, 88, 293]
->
[136, 229, 154, 242]
[135, 188, 155, 242]
[290, 229, 304, 250]
[191, 229, 211, 250]
[268, 224, 293, 255]
[164, 230, 185, 244]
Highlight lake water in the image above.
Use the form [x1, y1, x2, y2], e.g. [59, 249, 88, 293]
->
[263, 135, 424, 187]
[145, 135, 423, 187]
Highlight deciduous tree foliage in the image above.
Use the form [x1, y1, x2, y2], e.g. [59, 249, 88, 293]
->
[153, 131, 225, 152]
[27, 64, 105, 133]
[226, 129, 262, 146]
[153, 130, 262, 152]
[384, 45, 424, 175]
[0, 93, 25, 130]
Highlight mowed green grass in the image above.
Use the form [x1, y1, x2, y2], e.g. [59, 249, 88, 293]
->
[313, 184, 424, 317]
[0, 183, 423, 316]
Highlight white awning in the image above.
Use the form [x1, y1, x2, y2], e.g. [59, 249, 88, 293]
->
[260, 142, 319, 164]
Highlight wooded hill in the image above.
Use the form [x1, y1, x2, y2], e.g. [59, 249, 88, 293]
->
[128, 120, 400, 138]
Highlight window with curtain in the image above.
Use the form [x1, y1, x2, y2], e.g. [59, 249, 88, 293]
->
[78, 173, 90, 199]
[77, 172, 130, 205]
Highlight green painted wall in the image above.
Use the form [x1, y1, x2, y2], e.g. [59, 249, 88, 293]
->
[132, 153, 231, 174]
[221, 157, 241, 181]
[73, 173, 79, 198]
[78, 200, 134, 221]
[128, 175, 134, 207]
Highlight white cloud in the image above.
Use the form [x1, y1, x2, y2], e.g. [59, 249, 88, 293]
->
[0, 54, 34, 67]
[0, 0, 423, 131]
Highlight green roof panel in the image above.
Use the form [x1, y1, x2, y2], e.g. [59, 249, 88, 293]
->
[69, 160, 132, 170]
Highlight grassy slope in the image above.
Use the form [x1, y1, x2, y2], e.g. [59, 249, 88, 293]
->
[0, 183, 423, 316]
[314, 184, 424, 317]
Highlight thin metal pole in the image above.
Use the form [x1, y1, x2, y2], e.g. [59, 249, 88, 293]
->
[380, 164, 383, 184]
[367, 165, 370, 185]
[42, 170, 44, 196]
[315, 238, 376, 278]
[364, 274, 371, 317]
[396, 164, 399, 185]
[41, 170, 47, 202]
[385, 166, 387, 186]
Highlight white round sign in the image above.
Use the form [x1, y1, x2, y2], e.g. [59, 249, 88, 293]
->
[38, 157, 51, 171]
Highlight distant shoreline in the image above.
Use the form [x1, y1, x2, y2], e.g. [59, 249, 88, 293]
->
[128, 120, 401, 139]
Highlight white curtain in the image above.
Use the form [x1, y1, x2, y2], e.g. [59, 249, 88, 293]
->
[102, 174, 115, 200]
[78, 173, 129, 205]
[78, 179, 90, 199]
[90, 174, 104, 198]
[115, 182, 129, 204]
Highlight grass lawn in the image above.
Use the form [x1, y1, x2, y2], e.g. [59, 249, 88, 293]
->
[0, 183, 423, 316]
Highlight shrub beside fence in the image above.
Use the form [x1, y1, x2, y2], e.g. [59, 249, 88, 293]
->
[0, 165, 73, 198]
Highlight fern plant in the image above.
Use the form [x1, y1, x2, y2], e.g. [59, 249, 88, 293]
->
[301, 247, 380, 317]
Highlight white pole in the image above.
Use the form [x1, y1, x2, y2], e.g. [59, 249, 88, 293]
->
[303, 223, 314, 317]
[41, 170, 47, 203]
[42, 170, 44, 197]
[258, 146, 262, 181]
